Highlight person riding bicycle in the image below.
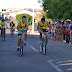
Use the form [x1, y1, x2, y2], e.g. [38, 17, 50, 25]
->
[0, 19, 7, 37]
[37, 18, 49, 45]
[17, 16, 28, 51]
[10, 21, 15, 34]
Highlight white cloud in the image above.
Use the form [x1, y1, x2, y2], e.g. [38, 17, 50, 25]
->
[0, 0, 42, 9]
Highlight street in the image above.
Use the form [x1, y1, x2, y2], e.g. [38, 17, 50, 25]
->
[0, 31, 72, 72]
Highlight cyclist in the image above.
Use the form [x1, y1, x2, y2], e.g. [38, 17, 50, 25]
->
[37, 18, 49, 45]
[10, 21, 15, 34]
[0, 19, 7, 37]
[17, 16, 28, 51]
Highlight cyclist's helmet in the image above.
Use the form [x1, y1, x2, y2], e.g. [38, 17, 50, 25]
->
[11, 21, 13, 22]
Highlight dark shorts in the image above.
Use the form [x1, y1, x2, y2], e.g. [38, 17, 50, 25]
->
[42, 29, 48, 32]
[18, 34, 22, 36]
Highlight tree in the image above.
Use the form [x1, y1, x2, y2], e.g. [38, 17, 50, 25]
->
[16, 14, 35, 25]
[38, 0, 72, 19]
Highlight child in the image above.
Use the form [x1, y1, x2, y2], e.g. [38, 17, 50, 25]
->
[63, 27, 70, 43]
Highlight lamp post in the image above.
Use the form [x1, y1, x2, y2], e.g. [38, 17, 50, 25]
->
[32, 0, 34, 33]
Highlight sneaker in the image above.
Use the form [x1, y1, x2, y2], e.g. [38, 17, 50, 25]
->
[17, 47, 20, 52]
[39, 41, 41, 45]
[68, 44, 72, 47]
[39, 42, 41, 45]
[63, 40, 66, 43]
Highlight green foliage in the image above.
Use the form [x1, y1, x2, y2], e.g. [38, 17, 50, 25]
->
[46, 18, 53, 24]
[39, 0, 72, 19]
[34, 19, 35, 22]
[16, 14, 32, 25]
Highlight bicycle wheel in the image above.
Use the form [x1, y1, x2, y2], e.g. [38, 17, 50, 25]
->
[2, 32, 3, 40]
[12, 32, 13, 37]
[2, 30, 5, 41]
[40, 42, 43, 53]
[43, 37, 46, 55]
[4, 32, 5, 41]
[11, 30, 13, 37]
[45, 41, 46, 55]
[21, 40, 24, 56]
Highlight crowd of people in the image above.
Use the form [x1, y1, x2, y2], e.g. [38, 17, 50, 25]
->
[0, 16, 72, 48]
[48, 19, 72, 46]
[0, 18, 15, 38]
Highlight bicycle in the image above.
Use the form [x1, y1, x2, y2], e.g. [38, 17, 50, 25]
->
[19, 33, 24, 56]
[11, 27, 14, 37]
[19, 31, 26, 56]
[40, 32, 48, 55]
[1, 28, 5, 40]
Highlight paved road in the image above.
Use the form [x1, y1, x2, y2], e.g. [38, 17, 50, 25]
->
[0, 31, 72, 72]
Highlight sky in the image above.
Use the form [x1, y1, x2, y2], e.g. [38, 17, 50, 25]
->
[0, 0, 43, 10]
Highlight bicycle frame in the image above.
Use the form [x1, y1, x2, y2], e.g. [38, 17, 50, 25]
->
[2, 28, 5, 40]
[42, 33, 46, 46]
[40, 32, 47, 55]
[20, 33, 24, 56]
[20, 35, 24, 47]
[11, 27, 14, 37]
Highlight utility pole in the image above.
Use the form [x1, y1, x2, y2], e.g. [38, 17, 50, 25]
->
[32, 0, 34, 33]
